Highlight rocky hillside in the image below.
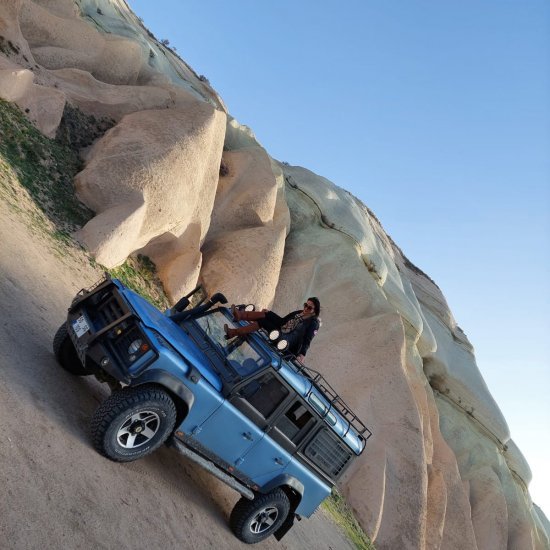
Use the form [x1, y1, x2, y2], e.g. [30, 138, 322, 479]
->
[1, 1, 548, 548]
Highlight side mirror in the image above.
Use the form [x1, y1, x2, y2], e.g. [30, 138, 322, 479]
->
[173, 297, 190, 312]
[173, 285, 205, 312]
[170, 290, 227, 323]
[210, 292, 228, 305]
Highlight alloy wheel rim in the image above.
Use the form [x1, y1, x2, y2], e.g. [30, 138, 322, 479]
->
[250, 506, 279, 534]
[117, 411, 160, 449]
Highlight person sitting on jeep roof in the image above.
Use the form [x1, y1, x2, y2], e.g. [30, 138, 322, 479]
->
[224, 298, 321, 363]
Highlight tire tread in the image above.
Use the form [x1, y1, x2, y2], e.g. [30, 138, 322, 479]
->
[230, 488, 290, 544]
[90, 385, 176, 462]
[53, 323, 88, 375]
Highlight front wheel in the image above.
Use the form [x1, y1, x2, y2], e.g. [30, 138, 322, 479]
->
[230, 489, 290, 544]
[90, 385, 176, 462]
[53, 323, 88, 375]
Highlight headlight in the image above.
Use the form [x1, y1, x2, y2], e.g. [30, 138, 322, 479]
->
[128, 339, 143, 355]
[114, 327, 151, 365]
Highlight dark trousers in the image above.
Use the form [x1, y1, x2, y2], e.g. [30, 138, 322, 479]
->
[257, 311, 284, 332]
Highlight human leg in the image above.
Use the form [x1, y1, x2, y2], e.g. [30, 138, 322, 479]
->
[257, 311, 284, 332]
[224, 322, 260, 339]
[232, 308, 267, 322]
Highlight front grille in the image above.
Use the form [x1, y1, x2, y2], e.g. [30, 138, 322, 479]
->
[69, 281, 157, 381]
[304, 428, 353, 478]
[97, 297, 125, 326]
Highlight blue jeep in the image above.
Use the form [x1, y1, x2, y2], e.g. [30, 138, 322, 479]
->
[53, 275, 371, 544]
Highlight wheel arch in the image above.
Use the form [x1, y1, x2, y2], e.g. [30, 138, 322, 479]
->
[131, 370, 194, 427]
[260, 475, 304, 512]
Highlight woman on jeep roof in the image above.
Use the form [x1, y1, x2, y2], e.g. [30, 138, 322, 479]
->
[224, 298, 321, 363]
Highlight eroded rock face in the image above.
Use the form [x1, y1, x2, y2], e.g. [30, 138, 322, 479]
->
[74, 100, 226, 298]
[0, 63, 65, 136]
[200, 144, 290, 306]
[0, 2, 548, 549]
[273, 167, 484, 549]
[280, 164, 548, 549]
[0, 1, 72, 136]
[20, 0, 143, 85]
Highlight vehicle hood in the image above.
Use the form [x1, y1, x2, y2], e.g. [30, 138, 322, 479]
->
[117, 283, 222, 391]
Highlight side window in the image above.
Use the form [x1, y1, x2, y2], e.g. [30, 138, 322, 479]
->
[274, 401, 315, 444]
[308, 393, 337, 426]
[237, 372, 289, 419]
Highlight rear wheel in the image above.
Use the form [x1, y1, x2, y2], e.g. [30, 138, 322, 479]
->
[230, 489, 290, 544]
[53, 323, 88, 375]
[91, 385, 176, 462]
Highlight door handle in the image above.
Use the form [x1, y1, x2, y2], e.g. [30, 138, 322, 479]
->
[242, 432, 253, 441]
[274, 457, 284, 466]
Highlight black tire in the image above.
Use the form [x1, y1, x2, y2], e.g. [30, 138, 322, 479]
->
[53, 323, 88, 376]
[90, 385, 176, 462]
[230, 489, 290, 544]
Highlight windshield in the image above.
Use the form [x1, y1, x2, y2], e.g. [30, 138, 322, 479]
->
[195, 310, 267, 377]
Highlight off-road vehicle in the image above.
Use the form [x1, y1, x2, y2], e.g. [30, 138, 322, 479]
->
[54, 275, 371, 543]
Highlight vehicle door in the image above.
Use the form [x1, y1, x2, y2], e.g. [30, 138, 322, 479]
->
[187, 311, 271, 468]
[230, 369, 304, 484]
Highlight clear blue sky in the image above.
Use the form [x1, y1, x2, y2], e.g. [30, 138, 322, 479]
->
[129, 0, 550, 515]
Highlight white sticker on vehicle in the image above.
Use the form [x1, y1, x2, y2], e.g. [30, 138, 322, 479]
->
[72, 315, 90, 338]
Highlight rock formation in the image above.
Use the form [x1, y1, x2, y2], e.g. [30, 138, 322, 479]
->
[0, 1, 548, 549]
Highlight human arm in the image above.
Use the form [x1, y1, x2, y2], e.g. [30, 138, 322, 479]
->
[298, 317, 320, 357]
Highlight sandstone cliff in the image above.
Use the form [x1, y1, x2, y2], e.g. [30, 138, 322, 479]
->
[0, 1, 548, 548]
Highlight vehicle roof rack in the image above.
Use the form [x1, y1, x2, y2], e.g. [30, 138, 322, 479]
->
[290, 359, 372, 440]
[228, 316, 372, 442]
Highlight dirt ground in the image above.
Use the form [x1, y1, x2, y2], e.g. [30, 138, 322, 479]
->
[0, 197, 356, 550]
